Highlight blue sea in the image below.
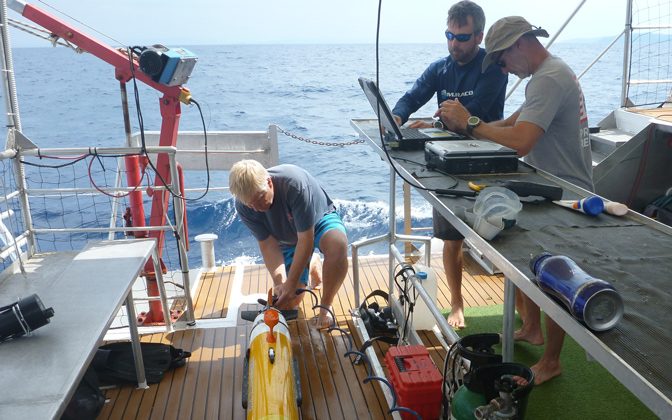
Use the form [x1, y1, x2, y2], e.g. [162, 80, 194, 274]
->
[8, 40, 624, 266]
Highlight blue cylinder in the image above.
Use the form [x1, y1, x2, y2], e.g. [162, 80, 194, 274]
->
[529, 253, 623, 331]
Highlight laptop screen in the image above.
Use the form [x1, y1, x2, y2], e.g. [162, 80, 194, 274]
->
[358, 77, 403, 138]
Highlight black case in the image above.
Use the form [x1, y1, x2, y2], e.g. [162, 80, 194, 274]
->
[424, 140, 519, 174]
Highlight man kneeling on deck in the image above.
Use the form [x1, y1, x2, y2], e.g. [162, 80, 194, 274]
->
[229, 159, 348, 328]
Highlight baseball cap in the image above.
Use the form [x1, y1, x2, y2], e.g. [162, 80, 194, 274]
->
[482, 16, 549, 72]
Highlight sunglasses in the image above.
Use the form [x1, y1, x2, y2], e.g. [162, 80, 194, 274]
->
[445, 31, 474, 42]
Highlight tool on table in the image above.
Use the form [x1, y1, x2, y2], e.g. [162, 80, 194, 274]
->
[553, 196, 604, 216]
[468, 180, 563, 201]
[603, 201, 628, 216]
[435, 188, 477, 197]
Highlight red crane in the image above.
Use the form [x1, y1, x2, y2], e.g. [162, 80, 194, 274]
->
[10, 0, 191, 323]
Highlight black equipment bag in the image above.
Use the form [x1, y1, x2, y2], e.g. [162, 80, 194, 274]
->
[61, 367, 106, 420]
[92, 342, 191, 385]
[358, 290, 398, 336]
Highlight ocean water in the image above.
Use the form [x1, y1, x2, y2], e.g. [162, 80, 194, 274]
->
[8, 40, 624, 265]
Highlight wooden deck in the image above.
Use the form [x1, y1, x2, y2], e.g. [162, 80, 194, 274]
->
[98, 253, 504, 420]
[629, 106, 672, 123]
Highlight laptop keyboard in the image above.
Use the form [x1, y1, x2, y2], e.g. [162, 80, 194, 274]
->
[399, 128, 427, 139]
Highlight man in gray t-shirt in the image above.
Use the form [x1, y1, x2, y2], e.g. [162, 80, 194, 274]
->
[230, 160, 348, 328]
[437, 16, 594, 385]
[518, 55, 593, 191]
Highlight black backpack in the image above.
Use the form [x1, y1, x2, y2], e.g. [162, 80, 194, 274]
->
[61, 367, 106, 420]
[92, 342, 191, 385]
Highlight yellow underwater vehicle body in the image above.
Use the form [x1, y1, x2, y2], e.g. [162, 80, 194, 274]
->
[242, 290, 301, 420]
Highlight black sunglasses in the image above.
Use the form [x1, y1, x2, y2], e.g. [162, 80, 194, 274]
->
[445, 31, 474, 42]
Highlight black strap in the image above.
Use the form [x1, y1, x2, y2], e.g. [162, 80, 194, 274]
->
[242, 348, 250, 409]
[358, 289, 390, 312]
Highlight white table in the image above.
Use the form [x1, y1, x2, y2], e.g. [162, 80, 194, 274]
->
[0, 239, 167, 419]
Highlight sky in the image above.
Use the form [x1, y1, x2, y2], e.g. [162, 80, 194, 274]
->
[6, 0, 627, 48]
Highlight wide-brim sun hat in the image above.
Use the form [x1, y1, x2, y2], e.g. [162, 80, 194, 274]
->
[482, 16, 550, 72]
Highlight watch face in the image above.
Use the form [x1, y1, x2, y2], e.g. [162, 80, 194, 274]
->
[468, 116, 480, 126]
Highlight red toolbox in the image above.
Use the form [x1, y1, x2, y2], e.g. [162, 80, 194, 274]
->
[384, 345, 442, 419]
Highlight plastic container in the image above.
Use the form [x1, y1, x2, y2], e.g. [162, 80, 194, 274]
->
[384, 345, 442, 420]
[529, 252, 624, 331]
[472, 187, 522, 239]
[412, 266, 438, 331]
[473, 187, 523, 221]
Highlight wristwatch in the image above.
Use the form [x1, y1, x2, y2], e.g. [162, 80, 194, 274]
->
[432, 117, 445, 130]
[466, 115, 481, 135]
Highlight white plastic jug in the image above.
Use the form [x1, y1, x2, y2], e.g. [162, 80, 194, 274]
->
[412, 265, 438, 331]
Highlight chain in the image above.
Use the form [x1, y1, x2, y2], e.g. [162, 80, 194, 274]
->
[275, 125, 365, 147]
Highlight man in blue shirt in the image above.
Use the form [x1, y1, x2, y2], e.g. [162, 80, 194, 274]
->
[230, 160, 349, 329]
[392, 0, 508, 329]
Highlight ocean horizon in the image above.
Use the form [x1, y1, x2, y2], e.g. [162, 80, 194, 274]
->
[5, 40, 625, 265]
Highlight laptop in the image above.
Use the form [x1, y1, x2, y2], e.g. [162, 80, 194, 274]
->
[424, 140, 519, 174]
[358, 77, 463, 150]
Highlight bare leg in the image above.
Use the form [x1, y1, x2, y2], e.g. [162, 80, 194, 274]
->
[315, 229, 348, 328]
[531, 316, 564, 384]
[514, 292, 544, 345]
[515, 288, 527, 320]
[444, 239, 465, 329]
[309, 253, 322, 289]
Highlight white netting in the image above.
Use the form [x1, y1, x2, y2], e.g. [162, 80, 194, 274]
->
[0, 151, 189, 327]
[627, 0, 672, 107]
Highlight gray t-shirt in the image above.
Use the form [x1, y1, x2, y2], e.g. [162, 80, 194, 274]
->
[517, 55, 594, 191]
[235, 164, 335, 246]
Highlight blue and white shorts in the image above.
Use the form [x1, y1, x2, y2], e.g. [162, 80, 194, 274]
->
[281, 211, 347, 285]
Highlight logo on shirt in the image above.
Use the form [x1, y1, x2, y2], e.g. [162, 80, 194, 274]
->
[441, 90, 474, 100]
[575, 76, 590, 148]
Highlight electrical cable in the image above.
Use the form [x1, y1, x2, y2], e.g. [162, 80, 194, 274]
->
[374, 0, 467, 198]
[20, 155, 88, 169]
[183, 98, 211, 201]
[393, 157, 459, 188]
[126, 47, 181, 200]
[126, 47, 211, 204]
[87, 152, 147, 198]
[393, 262, 416, 343]
[441, 342, 461, 419]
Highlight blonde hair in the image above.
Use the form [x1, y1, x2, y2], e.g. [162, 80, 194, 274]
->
[229, 159, 269, 204]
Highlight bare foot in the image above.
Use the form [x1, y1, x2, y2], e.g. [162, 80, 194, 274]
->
[531, 359, 562, 385]
[511, 375, 529, 387]
[309, 254, 322, 290]
[514, 328, 544, 345]
[447, 306, 466, 329]
[313, 307, 334, 330]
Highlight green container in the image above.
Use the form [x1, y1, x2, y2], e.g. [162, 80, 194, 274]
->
[451, 386, 486, 420]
